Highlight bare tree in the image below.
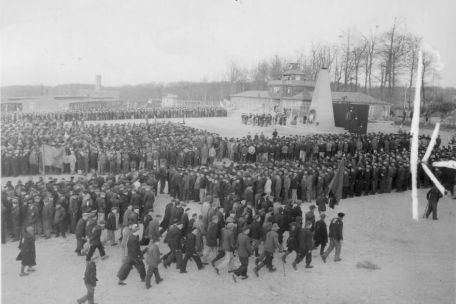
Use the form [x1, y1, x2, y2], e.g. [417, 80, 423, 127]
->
[404, 35, 421, 108]
[269, 54, 285, 80]
[250, 60, 270, 90]
[362, 26, 379, 93]
[352, 43, 367, 90]
[227, 61, 247, 94]
[421, 49, 441, 106]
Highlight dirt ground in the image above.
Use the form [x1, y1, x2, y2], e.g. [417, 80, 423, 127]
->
[1, 115, 455, 304]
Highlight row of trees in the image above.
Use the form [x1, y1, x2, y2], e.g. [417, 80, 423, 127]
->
[230, 19, 444, 109]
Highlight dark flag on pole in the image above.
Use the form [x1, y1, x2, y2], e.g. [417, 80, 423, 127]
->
[328, 157, 345, 209]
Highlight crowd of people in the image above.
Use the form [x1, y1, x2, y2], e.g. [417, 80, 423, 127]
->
[241, 113, 288, 126]
[0, 106, 227, 124]
[2, 112, 455, 302]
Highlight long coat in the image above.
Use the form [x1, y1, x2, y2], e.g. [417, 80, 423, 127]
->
[314, 219, 328, 245]
[237, 233, 252, 258]
[297, 227, 313, 251]
[17, 233, 36, 266]
[145, 243, 161, 267]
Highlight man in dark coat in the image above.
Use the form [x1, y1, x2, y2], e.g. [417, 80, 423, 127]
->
[75, 213, 88, 256]
[292, 221, 314, 270]
[322, 212, 344, 263]
[77, 258, 98, 304]
[144, 239, 163, 289]
[180, 227, 204, 273]
[160, 200, 174, 234]
[17, 226, 36, 276]
[425, 185, 444, 220]
[250, 215, 262, 257]
[281, 222, 298, 263]
[163, 221, 183, 269]
[117, 228, 146, 285]
[54, 202, 66, 238]
[304, 205, 316, 232]
[232, 225, 252, 281]
[106, 207, 118, 246]
[85, 220, 107, 262]
[140, 209, 154, 245]
[203, 215, 219, 263]
[313, 213, 328, 255]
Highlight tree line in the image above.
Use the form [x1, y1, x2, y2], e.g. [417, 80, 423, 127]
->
[1, 19, 454, 115]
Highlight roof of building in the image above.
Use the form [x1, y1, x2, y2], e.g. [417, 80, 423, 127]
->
[230, 90, 272, 99]
[282, 69, 305, 75]
[230, 90, 390, 105]
[331, 92, 390, 105]
[282, 90, 313, 101]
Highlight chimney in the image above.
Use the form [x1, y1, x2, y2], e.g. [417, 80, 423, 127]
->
[95, 75, 102, 91]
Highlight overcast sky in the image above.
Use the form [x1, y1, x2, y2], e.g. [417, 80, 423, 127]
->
[1, 0, 455, 87]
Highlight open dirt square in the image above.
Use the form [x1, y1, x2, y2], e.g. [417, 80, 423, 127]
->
[2, 116, 455, 304]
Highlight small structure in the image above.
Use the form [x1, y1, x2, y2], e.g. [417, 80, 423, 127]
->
[308, 68, 335, 129]
[229, 64, 391, 121]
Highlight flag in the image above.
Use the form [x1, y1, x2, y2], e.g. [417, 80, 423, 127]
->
[42, 144, 65, 169]
[328, 158, 345, 207]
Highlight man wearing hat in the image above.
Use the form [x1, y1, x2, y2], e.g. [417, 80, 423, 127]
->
[322, 212, 344, 263]
[253, 223, 282, 277]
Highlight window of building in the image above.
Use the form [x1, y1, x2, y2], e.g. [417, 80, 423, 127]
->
[272, 86, 281, 94]
[287, 87, 292, 95]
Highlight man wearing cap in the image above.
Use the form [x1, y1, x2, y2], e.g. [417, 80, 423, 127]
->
[253, 223, 282, 277]
[322, 212, 344, 263]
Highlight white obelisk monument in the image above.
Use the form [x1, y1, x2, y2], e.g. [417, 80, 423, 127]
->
[309, 68, 335, 130]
